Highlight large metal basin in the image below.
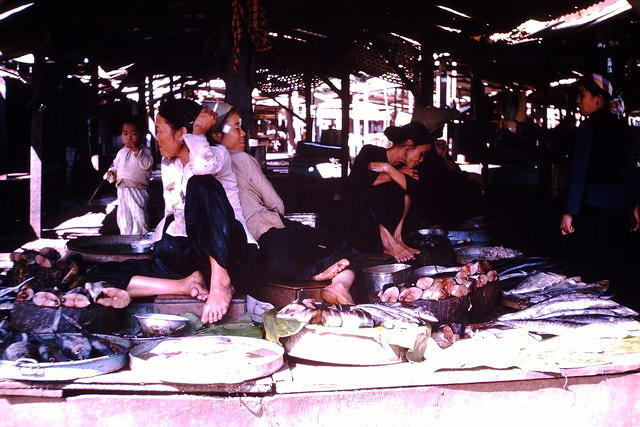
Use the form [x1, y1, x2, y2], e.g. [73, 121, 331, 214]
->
[361, 263, 413, 295]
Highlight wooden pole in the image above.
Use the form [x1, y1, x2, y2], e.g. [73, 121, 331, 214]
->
[340, 73, 351, 180]
[304, 73, 313, 141]
[29, 54, 44, 238]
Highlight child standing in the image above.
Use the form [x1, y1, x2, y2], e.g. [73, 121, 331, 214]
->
[106, 120, 154, 235]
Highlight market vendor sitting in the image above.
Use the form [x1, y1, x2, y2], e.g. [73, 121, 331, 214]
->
[212, 101, 362, 305]
[87, 98, 258, 323]
[345, 122, 433, 263]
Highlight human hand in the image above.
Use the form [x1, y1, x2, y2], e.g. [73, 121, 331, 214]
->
[435, 139, 447, 157]
[560, 213, 575, 235]
[399, 166, 418, 179]
[105, 171, 116, 183]
[192, 108, 218, 135]
[631, 205, 640, 232]
[368, 161, 390, 173]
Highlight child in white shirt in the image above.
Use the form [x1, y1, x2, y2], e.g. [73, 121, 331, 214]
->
[106, 120, 154, 235]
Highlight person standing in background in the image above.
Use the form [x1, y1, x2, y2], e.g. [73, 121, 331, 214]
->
[106, 119, 153, 235]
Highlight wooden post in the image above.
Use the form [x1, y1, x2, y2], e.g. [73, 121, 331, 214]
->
[29, 54, 44, 237]
[420, 44, 434, 106]
[304, 73, 313, 142]
[340, 73, 351, 179]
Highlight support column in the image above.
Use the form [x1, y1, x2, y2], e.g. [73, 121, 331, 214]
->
[340, 73, 351, 179]
[29, 55, 44, 237]
[304, 73, 313, 142]
[419, 43, 434, 106]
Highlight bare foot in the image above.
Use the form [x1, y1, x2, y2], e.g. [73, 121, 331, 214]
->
[95, 288, 131, 309]
[181, 271, 208, 301]
[312, 259, 350, 281]
[201, 265, 233, 323]
[383, 240, 415, 263]
[398, 240, 420, 255]
[321, 283, 354, 305]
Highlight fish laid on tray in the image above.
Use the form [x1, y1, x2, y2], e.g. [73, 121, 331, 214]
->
[502, 272, 610, 305]
[1, 332, 125, 363]
[277, 299, 437, 328]
[493, 292, 640, 337]
[380, 261, 498, 303]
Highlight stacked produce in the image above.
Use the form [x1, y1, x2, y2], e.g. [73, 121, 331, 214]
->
[379, 260, 499, 303]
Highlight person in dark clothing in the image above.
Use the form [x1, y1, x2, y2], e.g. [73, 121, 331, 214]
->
[346, 122, 433, 262]
[87, 99, 257, 323]
[407, 145, 483, 230]
[560, 74, 640, 305]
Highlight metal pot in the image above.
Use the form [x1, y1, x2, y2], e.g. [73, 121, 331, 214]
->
[361, 263, 413, 294]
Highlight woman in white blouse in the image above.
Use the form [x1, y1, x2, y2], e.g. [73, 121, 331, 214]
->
[87, 99, 256, 323]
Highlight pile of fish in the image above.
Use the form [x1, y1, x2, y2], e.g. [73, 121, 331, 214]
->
[0, 331, 125, 363]
[379, 261, 499, 303]
[494, 292, 640, 336]
[277, 299, 437, 328]
[502, 272, 609, 305]
[494, 256, 569, 284]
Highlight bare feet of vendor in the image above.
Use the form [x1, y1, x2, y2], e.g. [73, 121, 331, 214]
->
[322, 269, 356, 305]
[180, 270, 209, 301]
[312, 259, 350, 281]
[201, 260, 234, 324]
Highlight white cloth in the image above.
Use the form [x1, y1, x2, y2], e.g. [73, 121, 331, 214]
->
[154, 134, 257, 245]
[107, 146, 153, 188]
[116, 187, 149, 235]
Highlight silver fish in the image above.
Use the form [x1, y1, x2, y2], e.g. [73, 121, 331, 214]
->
[535, 306, 638, 320]
[499, 294, 622, 321]
[503, 272, 566, 296]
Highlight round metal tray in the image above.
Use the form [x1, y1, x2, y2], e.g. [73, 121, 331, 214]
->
[0, 334, 131, 381]
[129, 336, 284, 384]
[66, 235, 154, 263]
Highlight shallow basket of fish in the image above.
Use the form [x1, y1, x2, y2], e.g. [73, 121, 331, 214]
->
[455, 246, 523, 265]
[282, 325, 406, 366]
[0, 334, 131, 381]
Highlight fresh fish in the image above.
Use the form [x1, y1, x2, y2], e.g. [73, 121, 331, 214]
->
[415, 276, 434, 290]
[534, 306, 638, 320]
[357, 304, 424, 328]
[499, 294, 624, 321]
[389, 303, 438, 323]
[2, 333, 37, 361]
[61, 288, 92, 308]
[277, 302, 316, 323]
[0, 277, 35, 298]
[543, 316, 640, 327]
[380, 286, 400, 303]
[36, 339, 71, 363]
[498, 318, 640, 337]
[89, 336, 123, 357]
[398, 287, 423, 302]
[55, 334, 93, 361]
[321, 309, 342, 327]
[503, 272, 566, 296]
[338, 309, 375, 328]
[32, 291, 61, 308]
